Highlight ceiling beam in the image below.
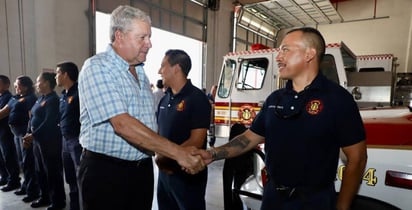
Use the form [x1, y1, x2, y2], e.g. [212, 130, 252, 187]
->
[237, 0, 267, 5]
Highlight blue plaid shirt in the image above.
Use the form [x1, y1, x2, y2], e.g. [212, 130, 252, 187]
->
[78, 45, 156, 161]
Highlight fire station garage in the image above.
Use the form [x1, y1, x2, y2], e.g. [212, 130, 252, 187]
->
[0, 0, 412, 210]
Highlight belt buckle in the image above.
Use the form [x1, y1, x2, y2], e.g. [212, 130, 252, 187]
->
[275, 185, 296, 198]
[275, 185, 289, 191]
[135, 159, 142, 167]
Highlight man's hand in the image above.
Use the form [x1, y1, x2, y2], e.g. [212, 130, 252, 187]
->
[191, 148, 213, 165]
[22, 133, 33, 149]
[175, 146, 205, 174]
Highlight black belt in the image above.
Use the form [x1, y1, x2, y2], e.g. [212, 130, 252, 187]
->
[83, 149, 151, 168]
[272, 182, 332, 199]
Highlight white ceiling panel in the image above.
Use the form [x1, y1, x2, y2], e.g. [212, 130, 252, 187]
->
[242, 0, 343, 30]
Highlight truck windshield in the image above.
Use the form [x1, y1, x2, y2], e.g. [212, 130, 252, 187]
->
[237, 58, 268, 90]
[218, 59, 236, 98]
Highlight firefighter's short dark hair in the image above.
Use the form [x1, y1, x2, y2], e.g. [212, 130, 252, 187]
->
[287, 27, 326, 63]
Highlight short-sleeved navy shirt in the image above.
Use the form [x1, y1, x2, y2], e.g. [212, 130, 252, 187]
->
[157, 80, 211, 147]
[250, 73, 365, 188]
[157, 80, 211, 178]
[59, 83, 80, 138]
[0, 90, 12, 127]
[7, 93, 37, 126]
[30, 91, 60, 141]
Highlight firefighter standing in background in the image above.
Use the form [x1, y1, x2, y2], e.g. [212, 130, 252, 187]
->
[156, 49, 211, 210]
[0, 75, 21, 192]
[24, 72, 66, 209]
[0, 76, 39, 202]
[55, 62, 82, 210]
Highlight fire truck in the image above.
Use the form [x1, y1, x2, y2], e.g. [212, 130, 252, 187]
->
[213, 42, 412, 209]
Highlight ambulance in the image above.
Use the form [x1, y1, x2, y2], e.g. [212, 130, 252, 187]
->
[213, 42, 412, 209]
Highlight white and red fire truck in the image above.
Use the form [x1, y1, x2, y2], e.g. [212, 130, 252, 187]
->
[213, 42, 412, 209]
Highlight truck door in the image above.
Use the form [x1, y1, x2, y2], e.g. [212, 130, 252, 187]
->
[215, 53, 275, 138]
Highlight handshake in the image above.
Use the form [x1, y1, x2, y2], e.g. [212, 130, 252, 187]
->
[156, 146, 217, 175]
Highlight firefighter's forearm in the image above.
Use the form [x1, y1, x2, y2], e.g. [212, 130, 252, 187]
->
[212, 130, 262, 160]
[337, 158, 367, 210]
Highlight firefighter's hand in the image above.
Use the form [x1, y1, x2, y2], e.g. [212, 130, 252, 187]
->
[22, 134, 33, 149]
[155, 154, 175, 175]
[176, 146, 205, 174]
[191, 148, 214, 165]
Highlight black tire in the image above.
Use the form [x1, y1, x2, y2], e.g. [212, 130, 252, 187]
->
[350, 196, 401, 210]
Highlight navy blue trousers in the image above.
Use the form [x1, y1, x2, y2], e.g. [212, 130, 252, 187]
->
[33, 137, 66, 207]
[62, 136, 82, 210]
[157, 170, 207, 210]
[0, 151, 7, 182]
[261, 180, 337, 210]
[10, 125, 39, 196]
[0, 127, 20, 186]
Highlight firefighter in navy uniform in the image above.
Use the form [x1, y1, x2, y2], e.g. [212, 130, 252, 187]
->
[0, 155, 7, 186]
[55, 61, 82, 210]
[195, 27, 367, 210]
[0, 75, 22, 192]
[24, 72, 66, 210]
[156, 49, 211, 210]
[2, 76, 39, 201]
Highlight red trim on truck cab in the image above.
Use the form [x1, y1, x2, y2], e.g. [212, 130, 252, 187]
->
[363, 114, 412, 146]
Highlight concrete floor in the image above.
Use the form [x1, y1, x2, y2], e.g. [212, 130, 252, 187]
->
[0, 138, 227, 210]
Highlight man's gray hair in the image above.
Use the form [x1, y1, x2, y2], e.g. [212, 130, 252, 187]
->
[110, 5, 151, 43]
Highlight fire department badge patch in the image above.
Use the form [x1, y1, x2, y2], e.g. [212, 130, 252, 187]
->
[176, 100, 185, 111]
[238, 104, 256, 124]
[306, 99, 323, 115]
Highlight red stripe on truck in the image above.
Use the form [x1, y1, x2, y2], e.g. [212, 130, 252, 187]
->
[363, 114, 412, 146]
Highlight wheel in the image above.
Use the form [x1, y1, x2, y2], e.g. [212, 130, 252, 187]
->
[350, 196, 400, 210]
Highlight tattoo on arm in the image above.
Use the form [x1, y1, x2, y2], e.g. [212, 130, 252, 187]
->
[216, 135, 251, 160]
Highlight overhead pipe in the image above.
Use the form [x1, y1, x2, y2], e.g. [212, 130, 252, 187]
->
[89, 0, 96, 56]
[341, 16, 389, 24]
[232, 4, 242, 52]
[237, 23, 276, 42]
[18, 0, 26, 75]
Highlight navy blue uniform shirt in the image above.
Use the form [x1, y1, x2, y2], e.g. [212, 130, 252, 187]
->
[0, 90, 12, 127]
[59, 83, 80, 138]
[250, 73, 365, 188]
[7, 93, 37, 126]
[157, 80, 211, 175]
[157, 80, 211, 146]
[29, 91, 60, 140]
